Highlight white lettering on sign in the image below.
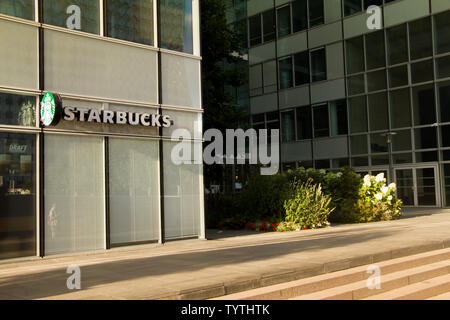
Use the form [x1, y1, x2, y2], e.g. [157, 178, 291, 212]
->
[9, 144, 27, 153]
[62, 107, 173, 128]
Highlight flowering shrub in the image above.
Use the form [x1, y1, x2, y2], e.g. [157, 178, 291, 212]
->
[355, 173, 402, 222]
[246, 220, 279, 232]
[283, 179, 334, 229]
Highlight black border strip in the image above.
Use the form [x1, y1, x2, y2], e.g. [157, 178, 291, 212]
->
[157, 0, 166, 244]
[38, 0, 45, 258]
[105, 136, 111, 249]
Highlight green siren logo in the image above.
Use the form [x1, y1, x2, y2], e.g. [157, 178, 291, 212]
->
[40, 92, 62, 126]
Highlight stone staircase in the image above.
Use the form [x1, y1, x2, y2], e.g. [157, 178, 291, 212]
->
[214, 248, 450, 300]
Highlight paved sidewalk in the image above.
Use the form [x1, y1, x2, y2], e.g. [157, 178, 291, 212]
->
[1, 208, 450, 300]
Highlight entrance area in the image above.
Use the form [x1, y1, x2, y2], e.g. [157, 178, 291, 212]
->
[395, 166, 440, 207]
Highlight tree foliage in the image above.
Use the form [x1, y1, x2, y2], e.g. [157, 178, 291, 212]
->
[201, 0, 248, 132]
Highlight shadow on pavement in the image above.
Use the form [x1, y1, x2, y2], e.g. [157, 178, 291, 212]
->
[0, 227, 397, 299]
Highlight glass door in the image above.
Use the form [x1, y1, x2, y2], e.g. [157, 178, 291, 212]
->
[416, 168, 437, 206]
[395, 169, 415, 206]
[394, 166, 439, 207]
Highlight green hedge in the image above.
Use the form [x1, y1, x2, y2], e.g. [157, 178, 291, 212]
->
[206, 167, 402, 230]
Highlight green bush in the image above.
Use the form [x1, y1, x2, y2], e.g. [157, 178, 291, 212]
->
[283, 179, 334, 229]
[238, 173, 290, 221]
[206, 167, 403, 230]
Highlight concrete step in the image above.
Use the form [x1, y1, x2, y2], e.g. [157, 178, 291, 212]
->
[213, 248, 450, 300]
[290, 260, 450, 300]
[427, 291, 450, 300]
[365, 274, 450, 300]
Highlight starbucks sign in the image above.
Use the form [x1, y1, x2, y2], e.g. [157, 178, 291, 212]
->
[40, 92, 62, 126]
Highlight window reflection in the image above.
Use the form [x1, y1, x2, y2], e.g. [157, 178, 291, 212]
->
[107, 0, 154, 45]
[0, 0, 34, 20]
[44, 0, 99, 34]
[160, 0, 193, 54]
[0, 133, 36, 260]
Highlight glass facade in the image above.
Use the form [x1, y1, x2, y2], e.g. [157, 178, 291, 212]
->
[109, 138, 160, 245]
[44, 0, 100, 34]
[44, 135, 105, 255]
[0, 132, 36, 260]
[0, 93, 35, 127]
[106, 0, 153, 45]
[243, 1, 450, 206]
[0, 0, 34, 20]
[2, 0, 197, 55]
[0, 0, 203, 260]
[160, 0, 193, 54]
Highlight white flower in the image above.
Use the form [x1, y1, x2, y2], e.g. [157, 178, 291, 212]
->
[375, 193, 383, 201]
[376, 173, 385, 182]
[388, 183, 397, 191]
[381, 186, 389, 194]
[363, 175, 372, 187]
[336, 172, 343, 178]
[387, 195, 393, 201]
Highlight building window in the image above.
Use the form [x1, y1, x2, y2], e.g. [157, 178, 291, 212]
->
[296, 106, 312, 140]
[368, 92, 388, 131]
[436, 55, 450, 80]
[294, 51, 309, 86]
[348, 96, 367, 133]
[0, 132, 36, 260]
[387, 24, 408, 66]
[44, 0, 100, 34]
[439, 81, 450, 123]
[0, 0, 34, 20]
[330, 100, 348, 136]
[107, 0, 154, 45]
[389, 65, 408, 88]
[279, 57, 293, 89]
[365, 31, 385, 70]
[277, 5, 291, 38]
[411, 59, 434, 84]
[370, 133, 388, 153]
[412, 84, 436, 126]
[44, 135, 105, 255]
[281, 110, 295, 142]
[434, 11, 450, 54]
[409, 17, 432, 60]
[441, 125, 450, 147]
[109, 138, 160, 246]
[344, 0, 362, 17]
[415, 127, 437, 150]
[364, 0, 383, 10]
[310, 48, 326, 82]
[292, 0, 307, 33]
[351, 134, 368, 155]
[249, 14, 262, 46]
[163, 142, 201, 239]
[262, 10, 275, 42]
[160, 0, 193, 54]
[308, 0, 324, 27]
[392, 129, 412, 152]
[347, 74, 365, 95]
[367, 69, 386, 92]
[390, 89, 412, 129]
[0, 93, 35, 127]
[346, 36, 364, 74]
[313, 104, 329, 138]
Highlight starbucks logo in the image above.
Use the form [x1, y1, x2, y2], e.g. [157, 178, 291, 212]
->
[40, 92, 62, 126]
